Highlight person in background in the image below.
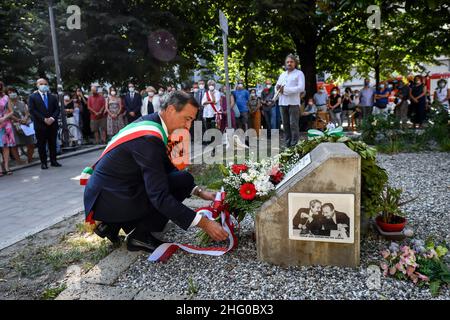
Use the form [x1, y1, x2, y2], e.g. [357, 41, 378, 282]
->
[201, 80, 221, 131]
[142, 86, 161, 116]
[248, 88, 261, 136]
[373, 82, 390, 116]
[219, 85, 236, 132]
[157, 87, 166, 106]
[261, 79, 275, 138]
[352, 89, 363, 127]
[359, 78, 374, 120]
[314, 85, 328, 112]
[299, 98, 317, 132]
[74, 88, 90, 144]
[124, 82, 142, 123]
[433, 78, 449, 111]
[194, 80, 206, 133]
[28, 78, 61, 169]
[64, 94, 80, 146]
[232, 80, 250, 131]
[8, 87, 35, 164]
[327, 86, 342, 127]
[105, 86, 125, 138]
[87, 84, 107, 145]
[409, 75, 427, 129]
[0, 83, 15, 175]
[276, 54, 305, 147]
[395, 80, 410, 128]
[341, 87, 354, 129]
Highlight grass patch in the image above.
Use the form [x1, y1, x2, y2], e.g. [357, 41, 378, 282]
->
[40, 284, 67, 300]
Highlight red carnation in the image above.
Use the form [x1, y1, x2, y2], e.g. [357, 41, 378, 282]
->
[231, 164, 248, 175]
[239, 183, 257, 201]
[270, 170, 284, 185]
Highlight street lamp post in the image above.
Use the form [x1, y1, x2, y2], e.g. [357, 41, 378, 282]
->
[48, 0, 69, 149]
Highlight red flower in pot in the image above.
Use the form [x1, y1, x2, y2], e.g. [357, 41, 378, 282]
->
[239, 183, 257, 201]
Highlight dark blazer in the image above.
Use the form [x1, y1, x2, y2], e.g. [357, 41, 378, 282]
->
[319, 211, 350, 237]
[83, 113, 197, 230]
[28, 91, 60, 130]
[124, 92, 142, 115]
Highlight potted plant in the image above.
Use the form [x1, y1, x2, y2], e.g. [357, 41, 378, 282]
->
[374, 186, 417, 232]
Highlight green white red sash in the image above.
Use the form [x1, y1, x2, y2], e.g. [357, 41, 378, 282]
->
[80, 120, 167, 185]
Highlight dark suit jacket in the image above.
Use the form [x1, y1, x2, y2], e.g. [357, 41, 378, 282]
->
[194, 89, 205, 120]
[124, 92, 142, 115]
[28, 92, 60, 130]
[320, 211, 350, 237]
[292, 208, 323, 234]
[83, 113, 197, 230]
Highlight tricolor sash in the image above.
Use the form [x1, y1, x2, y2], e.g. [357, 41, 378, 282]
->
[206, 91, 222, 126]
[79, 120, 168, 186]
[148, 189, 238, 262]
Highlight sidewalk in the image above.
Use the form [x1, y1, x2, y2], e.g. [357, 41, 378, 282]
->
[0, 149, 102, 250]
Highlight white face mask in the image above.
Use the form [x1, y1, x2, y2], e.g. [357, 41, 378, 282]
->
[148, 92, 155, 97]
[129, 87, 135, 93]
[331, 91, 337, 95]
[266, 84, 272, 88]
[9, 92, 18, 99]
[198, 84, 205, 90]
[209, 85, 215, 91]
[193, 88, 199, 93]
[111, 91, 116, 96]
[158, 91, 164, 95]
[237, 84, 243, 89]
[439, 83, 446, 88]
[251, 93, 256, 97]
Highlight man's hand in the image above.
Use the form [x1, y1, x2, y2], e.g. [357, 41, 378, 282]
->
[198, 190, 216, 201]
[197, 217, 228, 242]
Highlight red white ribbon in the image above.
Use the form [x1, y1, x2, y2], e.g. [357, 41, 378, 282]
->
[148, 189, 238, 263]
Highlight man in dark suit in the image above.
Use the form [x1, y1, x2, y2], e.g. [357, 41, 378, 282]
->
[124, 82, 142, 123]
[28, 78, 62, 169]
[84, 91, 228, 252]
[292, 199, 322, 234]
[320, 203, 350, 237]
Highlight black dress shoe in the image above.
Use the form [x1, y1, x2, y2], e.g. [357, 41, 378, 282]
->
[94, 223, 121, 244]
[127, 232, 165, 253]
[41, 163, 48, 169]
[51, 162, 62, 167]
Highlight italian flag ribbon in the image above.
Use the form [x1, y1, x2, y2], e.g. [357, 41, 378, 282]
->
[307, 126, 344, 140]
[79, 120, 167, 186]
[148, 188, 238, 262]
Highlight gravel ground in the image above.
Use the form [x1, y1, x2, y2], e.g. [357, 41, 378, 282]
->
[116, 152, 450, 300]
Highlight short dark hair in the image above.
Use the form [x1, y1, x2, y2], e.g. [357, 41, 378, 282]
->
[322, 203, 335, 211]
[161, 90, 200, 112]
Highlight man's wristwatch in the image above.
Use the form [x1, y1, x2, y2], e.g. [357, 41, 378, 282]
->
[192, 186, 203, 197]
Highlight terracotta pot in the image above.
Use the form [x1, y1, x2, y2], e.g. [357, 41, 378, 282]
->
[376, 215, 406, 232]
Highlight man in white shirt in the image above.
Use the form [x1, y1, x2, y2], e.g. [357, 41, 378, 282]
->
[276, 54, 305, 147]
[201, 80, 222, 130]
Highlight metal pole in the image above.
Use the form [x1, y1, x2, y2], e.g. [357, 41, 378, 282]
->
[48, 0, 69, 148]
[222, 31, 232, 129]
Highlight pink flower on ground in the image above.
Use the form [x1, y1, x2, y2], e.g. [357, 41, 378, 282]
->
[395, 262, 406, 274]
[416, 273, 429, 282]
[381, 250, 390, 259]
[406, 266, 415, 276]
[389, 266, 397, 275]
[409, 273, 419, 284]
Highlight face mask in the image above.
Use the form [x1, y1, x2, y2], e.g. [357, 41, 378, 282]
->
[193, 88, 199, 93]
[266, 84, 272, 88]
[9, 93, 17, 99]
[331, 91, 337, 95]
[251, 93, 256, 97]
[439, 83, 446, 88]
[379, 85, 385, 89]
[159, 91, 164, 95]
[148, 92, 155, 97]
[111, 91, 116, 96]
[388, 84, 393, 89]
[237, 84, 243, 89]
[209, 85, 215, 91]
[198, 84, 205, 90]
[39, 85, 49, 92]
[64, 95, 70, 100]
[129, 87, 135, 92]
[308, 102, 313, 105]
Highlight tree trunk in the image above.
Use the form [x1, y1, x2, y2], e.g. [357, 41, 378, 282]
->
[295, 38, 318, 100]
[374, 49, 380, 88]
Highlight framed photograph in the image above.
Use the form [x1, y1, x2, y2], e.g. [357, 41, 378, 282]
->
[288, 193, 355, 244]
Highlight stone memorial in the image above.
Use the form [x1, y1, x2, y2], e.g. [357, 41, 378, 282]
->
[255, 142, 361, 267]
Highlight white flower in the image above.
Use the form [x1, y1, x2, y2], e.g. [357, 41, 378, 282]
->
[241, 172, 252, 182]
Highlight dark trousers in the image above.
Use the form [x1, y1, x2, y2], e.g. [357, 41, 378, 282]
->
[126, 112, 141, 124]
[96, 170, 195, 237]
[299, 114, 315, 132]
[280, 105, 300, 147]
[35, 124, 58, 165]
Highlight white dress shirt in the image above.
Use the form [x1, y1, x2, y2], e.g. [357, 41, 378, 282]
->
[158, 113, 202, 228]
[276, 68, 305, 106]
[201, 89, 222, 118]
[142, 95, 161, 116]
